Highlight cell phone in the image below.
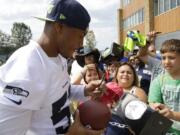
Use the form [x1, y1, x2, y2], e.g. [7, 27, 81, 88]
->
[99, 73, 105, 86]
[93, 74, 105, 94]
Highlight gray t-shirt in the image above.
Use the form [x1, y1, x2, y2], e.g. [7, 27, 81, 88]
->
[147, 56, 163, 81]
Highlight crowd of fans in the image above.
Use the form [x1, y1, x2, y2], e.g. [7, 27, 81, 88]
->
[69, 31, 180, 135]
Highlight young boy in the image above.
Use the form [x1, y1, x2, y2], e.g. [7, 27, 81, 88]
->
[148, 39, 180, 135]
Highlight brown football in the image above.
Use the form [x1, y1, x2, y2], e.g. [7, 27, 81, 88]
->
[78, 100, 111, 130]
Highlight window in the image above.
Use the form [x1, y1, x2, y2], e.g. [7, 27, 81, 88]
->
[159, 0, 164, 14]
[123, 0, 132, 7]
[132, 15, 135, 27]
[139, 9, 143, 23]
[135, 12, 138, 26]
[130, 16, 132, 27]
[177, 0, 180, 5]
[170, 0, 177, 8]
[126, 19, 129, 29]
[142, 8, 144, 22]
[164, 0, 170, 11]
[123, 8, 144, 30]
[154, 0, 159, 15]
[123, 0, 127, 6]
[125, 19, 127, 29]
[154, 0, 179, 16]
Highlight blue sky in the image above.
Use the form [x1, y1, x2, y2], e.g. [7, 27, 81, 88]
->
[0, 0, 120, 50]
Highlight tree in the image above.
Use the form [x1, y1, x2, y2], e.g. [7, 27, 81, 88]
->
[84, 30, 96, 49]
[11, 22, 32, 47]
[0, 31, 14, 61]
[0, 30, 11, 47]
[0, 31, 12, 62]
[0, 22, 32, 63]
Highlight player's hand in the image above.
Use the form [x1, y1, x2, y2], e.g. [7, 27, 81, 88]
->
[67, 110, 104, 135]
[84, 79, 106, 98]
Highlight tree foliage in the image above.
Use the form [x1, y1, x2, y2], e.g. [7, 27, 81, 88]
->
[84, 30, 96, 49]
[0, 22, 32, 64]
[0, 30, 11, 47]
[11, 22, 32, 47]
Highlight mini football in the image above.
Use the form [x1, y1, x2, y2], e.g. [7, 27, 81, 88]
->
[78, 100, 111, 130]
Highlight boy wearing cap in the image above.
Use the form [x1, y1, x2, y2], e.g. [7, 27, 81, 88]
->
[0, 0, 104, 135]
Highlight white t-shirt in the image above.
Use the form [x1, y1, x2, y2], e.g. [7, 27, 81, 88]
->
[70, 60, 83, 82]
[0, 40, 85, 135]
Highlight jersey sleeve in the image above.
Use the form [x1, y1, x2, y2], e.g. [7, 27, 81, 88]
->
[70, 84, 88, 101]
[0, 48, 48, 110]
[148, 75, 163, 103]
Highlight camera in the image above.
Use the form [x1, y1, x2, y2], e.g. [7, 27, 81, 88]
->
[112, 92, 173, 135]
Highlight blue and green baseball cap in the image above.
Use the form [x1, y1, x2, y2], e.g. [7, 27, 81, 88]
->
[34, 0, 90, 31]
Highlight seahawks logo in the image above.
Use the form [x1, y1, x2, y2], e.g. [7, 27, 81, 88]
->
[3, 85, 29, 97]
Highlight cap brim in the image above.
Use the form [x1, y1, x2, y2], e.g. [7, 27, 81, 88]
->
[33, 16, 55, 22]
